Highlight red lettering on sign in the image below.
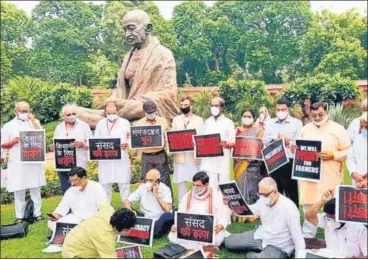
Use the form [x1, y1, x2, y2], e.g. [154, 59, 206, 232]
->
[296, 151, 319, 161]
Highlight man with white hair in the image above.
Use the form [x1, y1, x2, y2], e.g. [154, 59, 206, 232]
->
[347, 99, 367, 143]
[50, 103, 92, 194]
[1, 101, 46, 223]
[224, 177, 305, 258]
[347, 112, 367, 186]
[200, 97, 235, 190]
[124, 169, 174, 238]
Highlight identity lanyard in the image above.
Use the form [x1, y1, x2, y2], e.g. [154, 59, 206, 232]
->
[107, 120, 117, 136]
[183, 117, 191, 129]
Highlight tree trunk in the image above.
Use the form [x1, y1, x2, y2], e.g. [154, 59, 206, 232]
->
[205, 59, 210, 72]
[214, 55, 220, 72]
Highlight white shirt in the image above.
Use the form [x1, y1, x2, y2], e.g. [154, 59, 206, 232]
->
[53, 120, 92, 169]
[347, 117, 361, 143]
[94, 118, 131, 184]
[54, 180, 107, 220]
[200, 115, 235, 175]
[347, 133, 367, 180]
[317, 213, 367, 257]
[249, 194, 305, 256]
[263, 115, 303, 158]
[128, 182, 172, 220]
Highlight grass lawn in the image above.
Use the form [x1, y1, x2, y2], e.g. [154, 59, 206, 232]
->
[0, 165, 352, 258]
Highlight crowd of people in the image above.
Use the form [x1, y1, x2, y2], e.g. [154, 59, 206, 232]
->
[0, 96, 367, 259]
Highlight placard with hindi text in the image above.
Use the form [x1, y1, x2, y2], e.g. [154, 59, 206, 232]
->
[219, 182, 254, 216]
[336, 185, 367, 224]
[88, 138, 121, 161]
[20, 130, 46, 163]
[54, 138, 76, 171]
[130, 125, 163, 149]
[232, 136, 263, 160]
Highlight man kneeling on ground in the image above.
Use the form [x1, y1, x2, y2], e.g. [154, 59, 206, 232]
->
[224, 177, 305, 258]
[62, 204, 137, 258]
[124, 169, 174, 238]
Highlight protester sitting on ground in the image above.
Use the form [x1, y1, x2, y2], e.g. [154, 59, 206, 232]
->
[124, 169, 174, 238]
[305, 189, 367, 258]
[48, 167, 108, 233]
[224, 177, 305, 259]
[62, 204, 137, 258]
[168, 171, 231, 251]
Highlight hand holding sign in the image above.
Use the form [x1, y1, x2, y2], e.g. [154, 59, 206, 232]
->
[319, 150, 334, 160]
[322, 189, 334, 202]
[12, 137, 21, 145]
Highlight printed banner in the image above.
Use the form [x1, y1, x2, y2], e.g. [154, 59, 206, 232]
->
[116, 245, 142, 259]
[262, 139, 289, 174]
[130, 125, 163, 149]
[88, 138, 121, 161]
[117, 217, 155, 247]
[336, 185, 367, 224]
[166, 129, 197, 153]
[54, 139, 76, 171]
[20, 130, 46, 163]
[232, 136, 263, 160]
[292, 139, 322, 182]
[176, 212, 214, 244]
[49, 222, 77, 246]
[193, 134, 223, 158]
[219, 182, 254, 216]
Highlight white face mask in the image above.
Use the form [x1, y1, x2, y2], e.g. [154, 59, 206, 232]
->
[107, 114, 118, 122]
[146, 113, 156, 120]
[74, 185, 83, 191]
[145, 182, 153, 191]
[259, 114, 265, 121]
[18, 112, 29, 121]
[313, 116, 328, 126]
[211, 107, 220, 117]
[242, 117, 254, 126]
[327, 219, 341, 230]
[276, 111, 289, 120]
[66, 115, 77, 123]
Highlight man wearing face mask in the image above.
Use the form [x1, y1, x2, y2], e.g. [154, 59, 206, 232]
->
[171, 96, 204, 203]
[347, 99, 367, 143]
[47, 167, 108, 236]
[347, 112, 368, 187]
[51, 103, 92, 194]
[1, 101, 46, 224]
[124, 169, 174, 238]
[263, 99, 302, 207]
[295, 102, 351, 240]
[225, 177, 305, 258]
[200, 97, 235, 190]
[94, 100, 131, 203]
[168, 171, 230, 250]
[134, 101, 172, 194]
[305, 189, 367, 258]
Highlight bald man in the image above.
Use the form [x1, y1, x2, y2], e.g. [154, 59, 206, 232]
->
[225, 177, 305, 258]
[76, 9, 178, 128]
[124, 169, 174, 238]
[1, 101, 46, 223]
[347, 99, 367, 143]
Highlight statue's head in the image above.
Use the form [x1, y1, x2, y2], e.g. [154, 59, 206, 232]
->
[122, 10, 152, 48]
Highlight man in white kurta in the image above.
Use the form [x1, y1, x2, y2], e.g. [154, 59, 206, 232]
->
[200, 97, 235, 190]
[94, 101, 131, 202]
[48, 167, 107, 232]
[347, 99, 367, 143]
[172, 96, 204, 203]
[53, 104, 92, 194]
[1, 102, 46, 222]
[1, 128, 7, 189]
[168, 171, 230, 249]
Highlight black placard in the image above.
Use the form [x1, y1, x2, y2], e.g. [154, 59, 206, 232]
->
[183, 249, 206, 259]
[20, 130, 46, 163]
[219, 182, 254, 216]
[262, 139, 289, 174]
[292, 139, 322, 182]
[117, 217, 155, 247]
[193, 134, 223, 158]
[130, 125, 163, 149]
[176, 212, 214, 244]
[54, 139, 76, 171]
[49, 222, 77, 246]
[232, 136, 263, 160]
[116, 245, 142, 259]
[336, 185, 367, 224]
[166, 129, 197, 153]
[88, 138, 121, 161]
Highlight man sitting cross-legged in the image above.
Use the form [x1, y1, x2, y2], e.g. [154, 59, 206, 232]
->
[124, 169, 174, 238]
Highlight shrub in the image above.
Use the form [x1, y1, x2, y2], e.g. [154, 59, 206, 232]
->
[328, 103, 353, 128]
[131, 157, 142, 184]
[44, 120, 62, 148]
[192, 89, 217, 120]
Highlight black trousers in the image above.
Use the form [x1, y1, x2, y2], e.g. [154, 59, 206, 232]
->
[271, 160, 299, 207]
[57, 171, 71, 195]
[137, 212, 174, 238]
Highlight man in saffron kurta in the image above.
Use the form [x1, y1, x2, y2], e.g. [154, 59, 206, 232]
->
[295, 102, 351, 239]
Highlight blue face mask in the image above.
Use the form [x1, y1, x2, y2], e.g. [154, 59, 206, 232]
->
[362, 130, 367, 138]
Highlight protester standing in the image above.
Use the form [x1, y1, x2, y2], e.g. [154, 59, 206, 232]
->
[347, 99, 367, 143]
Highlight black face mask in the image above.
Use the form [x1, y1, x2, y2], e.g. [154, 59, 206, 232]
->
[180, 106, 191, 115]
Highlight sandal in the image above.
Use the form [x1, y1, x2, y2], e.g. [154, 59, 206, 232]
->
[15, 218, 23, 224]
[35, 215, 44, 222]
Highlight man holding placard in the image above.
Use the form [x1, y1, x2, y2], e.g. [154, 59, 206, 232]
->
[51, 103, 92, 194]
[94, 100, 131, 202]
[1, 101, 46, 224]
[171, 96, 204, 203]
[200, 97, 235, 190]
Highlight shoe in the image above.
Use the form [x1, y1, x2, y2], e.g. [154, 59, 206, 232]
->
[14, 218, 23, 224]
[35, 215, 45, 222]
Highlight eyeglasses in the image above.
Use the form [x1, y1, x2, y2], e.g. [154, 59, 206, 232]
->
[258, 190, 274, 198]
[17, 110, 29, 113]
[311, 113, 326, 119]
[66, 113, 76, 117]
[69, 178, 81, 184]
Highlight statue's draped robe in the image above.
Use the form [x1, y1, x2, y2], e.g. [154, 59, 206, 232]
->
[112, 37, 178, 121]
